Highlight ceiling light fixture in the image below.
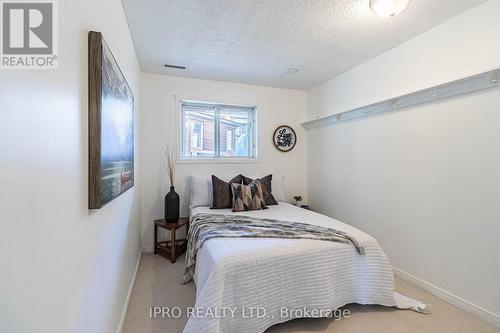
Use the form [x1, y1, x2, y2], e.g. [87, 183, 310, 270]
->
[369, 0, 411, 18]
[286, 68, 299, 74]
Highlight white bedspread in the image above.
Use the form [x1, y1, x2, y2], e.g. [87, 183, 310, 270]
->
[183, 203, 424, 333]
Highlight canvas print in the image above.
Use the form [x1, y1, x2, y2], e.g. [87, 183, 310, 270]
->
[89, 31, 134, 209]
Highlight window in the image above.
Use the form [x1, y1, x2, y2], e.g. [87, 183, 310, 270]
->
[181, 101, 257, 159]
[190, 121, 203, 149]
[226, 129, 233, 152]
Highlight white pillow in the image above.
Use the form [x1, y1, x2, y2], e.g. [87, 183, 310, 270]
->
[189, 176, 213, 208]
[271, 175, 286, 202]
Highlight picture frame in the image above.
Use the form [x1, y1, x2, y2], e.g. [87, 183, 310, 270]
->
[88, 31, 134, 209]
[273, 125, 296, 152]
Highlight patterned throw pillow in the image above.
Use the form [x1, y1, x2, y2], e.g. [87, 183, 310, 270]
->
[231, 180, 267, 212]
[211, 175, 243, 209]
[242, 174, 278, 205]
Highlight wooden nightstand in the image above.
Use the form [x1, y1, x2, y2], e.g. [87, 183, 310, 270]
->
[154, 217, 189, 263]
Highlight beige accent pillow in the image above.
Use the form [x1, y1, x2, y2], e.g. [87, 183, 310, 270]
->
[231, 179, 267, 212]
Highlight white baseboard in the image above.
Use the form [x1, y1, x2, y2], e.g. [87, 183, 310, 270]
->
[116, 250, 142, 333]
[141, 245, 154, 254]
[393, 266, 500, 328]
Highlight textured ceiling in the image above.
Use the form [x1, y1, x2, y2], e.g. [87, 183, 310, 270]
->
[122, 0, 486, 90]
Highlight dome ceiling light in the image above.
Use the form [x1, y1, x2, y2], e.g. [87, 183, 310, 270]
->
[369, 0, 411, 18]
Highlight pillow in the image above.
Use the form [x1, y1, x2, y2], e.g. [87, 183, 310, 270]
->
[271, 175, 286, 202]
[231, 180, 267, 212]
[189, 176, 212, 208]
[211, 174, 243, 209]
[242, 174, 278, 205]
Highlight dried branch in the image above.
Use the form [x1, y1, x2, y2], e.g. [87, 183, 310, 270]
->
[164, 145, 177, 187]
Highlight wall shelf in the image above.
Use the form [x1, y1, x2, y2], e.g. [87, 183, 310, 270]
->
[302, 68, 500, 130]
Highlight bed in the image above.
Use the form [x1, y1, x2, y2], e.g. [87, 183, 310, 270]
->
[183, 202, 424, 333]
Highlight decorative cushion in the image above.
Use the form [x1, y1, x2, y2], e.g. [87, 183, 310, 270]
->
[231, 180, 267, 212]
[271, 175, 286, 202]
[211, 174, 243, 209]
[242, 174, 278, 205]
[189, 176, 212, 208]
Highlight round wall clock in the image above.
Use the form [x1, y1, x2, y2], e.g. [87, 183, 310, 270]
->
[273, 125, 296, 152]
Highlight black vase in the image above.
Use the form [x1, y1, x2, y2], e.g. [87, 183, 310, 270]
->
[164, 186, 180, 222]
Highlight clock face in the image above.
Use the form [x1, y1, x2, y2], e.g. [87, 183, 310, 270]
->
[273, 125, 296, 152]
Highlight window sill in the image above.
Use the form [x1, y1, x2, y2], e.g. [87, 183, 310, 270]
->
[177, 158, 260, 165]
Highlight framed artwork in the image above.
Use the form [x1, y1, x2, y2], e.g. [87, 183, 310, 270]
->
[88, 31, 134, 209]
[273, 125, 296, 152]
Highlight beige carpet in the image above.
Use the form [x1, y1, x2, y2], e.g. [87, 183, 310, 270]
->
[123, 255, 499, 333]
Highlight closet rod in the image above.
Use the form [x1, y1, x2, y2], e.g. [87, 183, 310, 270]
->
[302, 68, 500, 129]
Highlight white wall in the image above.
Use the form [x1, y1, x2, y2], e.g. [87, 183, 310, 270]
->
[0, 1, 141, 333]
[139, 73, 308, 249]
[308, 0, 500, 325]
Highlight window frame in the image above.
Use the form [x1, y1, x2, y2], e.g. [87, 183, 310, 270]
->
[179, 100, 258, 163]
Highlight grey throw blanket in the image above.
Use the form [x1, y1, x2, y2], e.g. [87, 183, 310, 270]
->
[183, 213, 365, 283]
